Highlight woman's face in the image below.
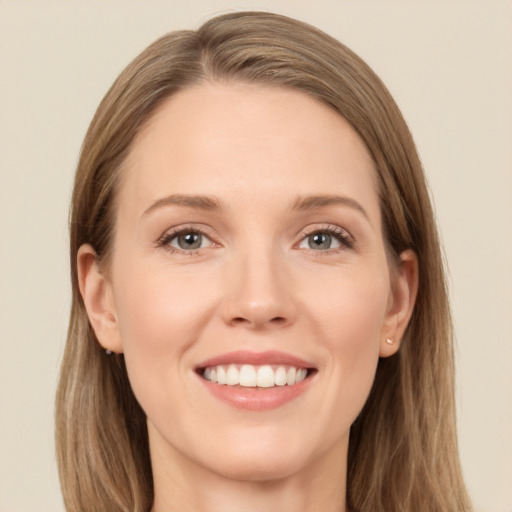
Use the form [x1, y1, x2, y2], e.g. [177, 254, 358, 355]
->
[80, 83, 416, 483]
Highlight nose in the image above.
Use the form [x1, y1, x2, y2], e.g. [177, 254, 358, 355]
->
[221, 247, 297, 330]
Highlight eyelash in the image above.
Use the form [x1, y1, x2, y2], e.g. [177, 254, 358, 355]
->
[156, 224, 355, 255]
[156, 225, 216, 255]
[298, 225, 355, 254]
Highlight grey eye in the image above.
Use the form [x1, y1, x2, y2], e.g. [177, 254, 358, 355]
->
[172, 232, 204, 250]
[308, 233, 332, 250]
[300, 232, 342, 250]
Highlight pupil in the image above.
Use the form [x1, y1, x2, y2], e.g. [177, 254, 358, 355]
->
[178, 232, 201, 250]
[309, 233, 331, 250]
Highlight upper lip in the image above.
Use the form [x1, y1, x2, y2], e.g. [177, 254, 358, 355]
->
[195, 350, 316, 370]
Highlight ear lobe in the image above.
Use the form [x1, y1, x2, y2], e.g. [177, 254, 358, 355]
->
[77, 244, 123, 353]
[379, 249, 419, 358]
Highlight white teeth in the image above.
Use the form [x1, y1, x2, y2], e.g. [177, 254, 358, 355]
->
[239, 364, 257, 387]
[202, 364, 310, 388]
[256, 365, 275, 387]
[275, 366, 287, 386]
[216, 366, 226, 385]
[296, 368, 307, 383]
[286, 367, 296, 385]
[226, 364, 239, 385]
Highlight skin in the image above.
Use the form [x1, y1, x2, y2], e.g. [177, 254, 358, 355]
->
[78, 83, 418, 512]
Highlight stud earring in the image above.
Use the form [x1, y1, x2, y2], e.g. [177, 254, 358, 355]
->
[385, 338, 394, 345]
[105, 349, 112, 355]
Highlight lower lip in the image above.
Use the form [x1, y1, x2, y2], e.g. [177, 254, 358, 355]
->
[198, 375, 313, 411]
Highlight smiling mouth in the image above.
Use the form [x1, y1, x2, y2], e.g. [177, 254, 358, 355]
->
[198, 364, 316, 388]
[195, 351, 317, 409]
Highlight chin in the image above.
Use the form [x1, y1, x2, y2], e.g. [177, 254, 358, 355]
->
[206, 450, 308, 483]
[196, 428, 331, 483]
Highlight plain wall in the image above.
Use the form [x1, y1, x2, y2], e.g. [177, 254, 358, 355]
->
[0, 1, 511, 511]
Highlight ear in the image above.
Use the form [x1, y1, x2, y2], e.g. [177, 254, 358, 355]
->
[379, 249, 419, 357]
[77, 244, 123, 354]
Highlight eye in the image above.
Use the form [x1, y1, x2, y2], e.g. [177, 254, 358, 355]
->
[158, 228, 215, 253]
[172, 231, 206, 250]
[300, 232, 340, 250]
[298, 226, 353, 251]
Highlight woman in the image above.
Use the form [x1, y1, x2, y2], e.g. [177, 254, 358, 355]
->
[55, 11, 472, 512]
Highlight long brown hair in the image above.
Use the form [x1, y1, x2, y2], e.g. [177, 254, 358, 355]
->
[56, 11, 472, 511]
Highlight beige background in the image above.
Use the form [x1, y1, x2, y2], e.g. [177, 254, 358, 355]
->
[0, 1, 511, 511]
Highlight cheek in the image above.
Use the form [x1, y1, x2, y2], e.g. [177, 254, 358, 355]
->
[110, 262, 225, 434]
[111, 263, 221, 394]
[307, 265, 389, 348]
[113, 262, 216, 346]
[304, 267, 389, 412]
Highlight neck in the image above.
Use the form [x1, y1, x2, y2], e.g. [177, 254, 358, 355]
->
[150, 436, 348, 512]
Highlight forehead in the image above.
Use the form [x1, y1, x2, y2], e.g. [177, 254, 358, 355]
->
[120, 82, 379, 220]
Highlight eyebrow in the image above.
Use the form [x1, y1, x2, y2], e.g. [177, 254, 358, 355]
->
[142, 194, 222, 216]
[292, 194, 370, 221]
[142, 192, 369, 222]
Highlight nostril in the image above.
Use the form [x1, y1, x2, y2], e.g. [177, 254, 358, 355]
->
[228, 315, 288, 328]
